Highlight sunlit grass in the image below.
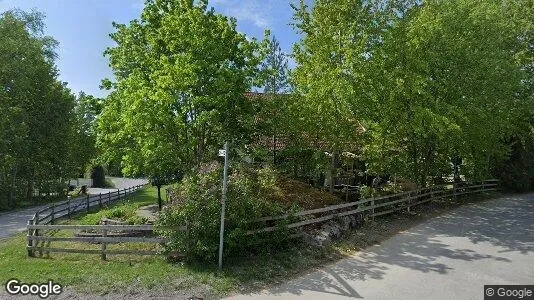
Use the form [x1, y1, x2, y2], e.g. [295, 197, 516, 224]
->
[74, 186, 166, 225]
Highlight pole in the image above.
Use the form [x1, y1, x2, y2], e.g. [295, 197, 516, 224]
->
[218, 141, 229, 272]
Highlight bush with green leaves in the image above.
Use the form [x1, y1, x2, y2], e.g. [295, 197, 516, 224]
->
[494, 135, 534, 192]
[359, 186, 378, 199]
[85, 163, 106, 188]
[156, 164, 291, 262]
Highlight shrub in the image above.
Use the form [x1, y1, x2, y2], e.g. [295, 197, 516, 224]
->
[126, 215, 148, 225]
[107, 207, 126, 219]
[494, 135, 534, 192]
[88, 164, 106, 188]
[155, 164, 289, 262]
[359, 186, 378, 199]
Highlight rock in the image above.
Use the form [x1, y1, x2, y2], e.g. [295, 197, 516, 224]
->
[302, 213, 366, 247]
[303, 231, 331, 247]
[341, 216, 351, 231]
[322, 222, 342, 239]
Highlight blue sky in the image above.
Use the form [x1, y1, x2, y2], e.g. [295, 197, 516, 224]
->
[0, 0, 304, 98]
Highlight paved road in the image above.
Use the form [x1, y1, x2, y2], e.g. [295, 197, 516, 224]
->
[229, 193, 534, 300]
[0, 177, 148, 240]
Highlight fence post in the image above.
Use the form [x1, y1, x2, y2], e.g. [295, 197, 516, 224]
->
[27, 219, 34, 257]
[99, 193, 102, 208]
[67, 199, 71, 219]
[86, 194, 90, 213]
[108, 191, 111, 205]
[101, 228, 107, 260]
[117, 190, 121, 202]
[33, 212, 40, 256]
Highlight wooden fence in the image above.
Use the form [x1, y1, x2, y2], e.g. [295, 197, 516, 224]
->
[26, 224, 169, 259]
[26, 184, 149, 258]
[27, 179, 498, 259]
[247, 179, 499, 235]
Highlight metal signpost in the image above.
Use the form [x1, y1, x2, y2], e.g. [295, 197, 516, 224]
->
[218, 141, 229, 272]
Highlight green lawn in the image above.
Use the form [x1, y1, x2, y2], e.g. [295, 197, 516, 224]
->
[75, 186, 166, 225]
[0, 229, 334, 298]
[0, 232, 235, 296]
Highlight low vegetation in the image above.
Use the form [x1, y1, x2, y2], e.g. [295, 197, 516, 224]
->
[0, 184, 502, 298]
[75, 187, 164, 225]
[156, 164, 340, 262]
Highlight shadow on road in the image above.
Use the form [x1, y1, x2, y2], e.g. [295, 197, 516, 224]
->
[264, 194, 534, 298]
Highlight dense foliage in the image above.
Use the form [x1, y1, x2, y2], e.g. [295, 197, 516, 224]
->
[291, 0, 533, 187]
[0, 10, 97, 209]
[156, 164, 288, 261]
[97, 0, 261, 178]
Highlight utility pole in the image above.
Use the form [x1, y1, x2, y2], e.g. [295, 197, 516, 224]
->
[218, 141, 229, 272]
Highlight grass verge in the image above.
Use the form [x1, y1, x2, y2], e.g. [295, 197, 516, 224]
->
[0, 189, 505, 299]
[75, 186, 165, 225]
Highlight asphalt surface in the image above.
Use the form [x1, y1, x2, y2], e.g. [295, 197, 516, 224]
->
[228, 193, 534, 300]
[0, 177, 148, 240]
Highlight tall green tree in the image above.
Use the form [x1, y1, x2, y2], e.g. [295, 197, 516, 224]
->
[291, 0, 529, 186]
[68, 92, 102, 178]
[260, 34, 290, 94]
[366, 0, 525, 184]
[256, 34, 291, 164]
[98, 0, 261, 178]
[290, 0, 413, 189]
[0, 9, 77, 208]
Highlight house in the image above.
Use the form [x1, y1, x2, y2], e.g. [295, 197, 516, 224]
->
[244, 92, 368, 190]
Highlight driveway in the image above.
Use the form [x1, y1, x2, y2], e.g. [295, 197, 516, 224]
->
[228, 193, 534, 300]
[0, 177, 148, 240]
[86, 177, 148, 195]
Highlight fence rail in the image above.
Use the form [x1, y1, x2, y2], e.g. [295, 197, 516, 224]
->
[26, 223, 187, 259]
[247, 179, 499, 235]
[29, 184, 146, 226]
[27, 226, 164, 259]
[26, 184, 148, 258]
[27, 179, 498, 259]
